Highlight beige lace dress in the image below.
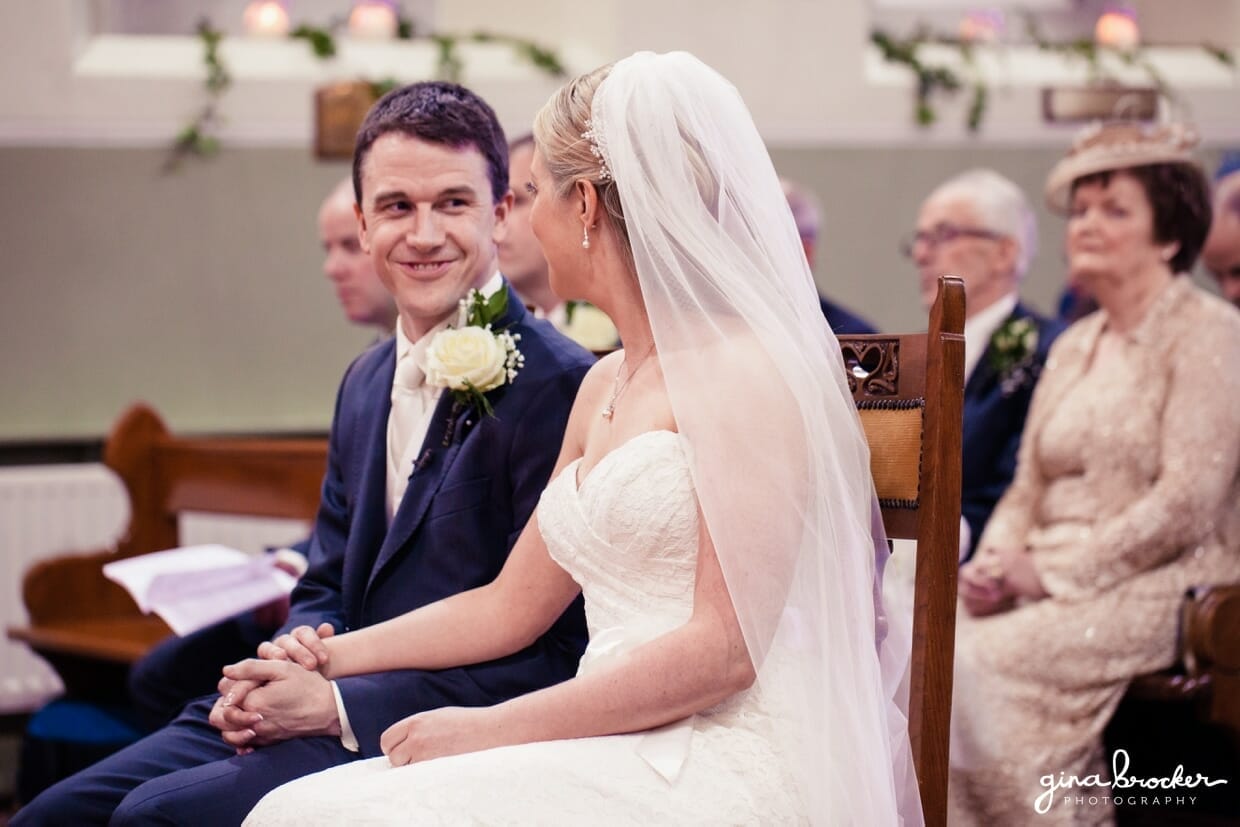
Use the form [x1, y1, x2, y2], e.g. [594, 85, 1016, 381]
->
[948, 277, 1240, 826]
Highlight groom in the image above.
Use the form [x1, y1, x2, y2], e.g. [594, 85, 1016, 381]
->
[15, 82, 592, 825]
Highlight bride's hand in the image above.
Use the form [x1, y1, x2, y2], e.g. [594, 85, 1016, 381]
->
[380, 706, 501, 767]
[256, 623, 335, 671]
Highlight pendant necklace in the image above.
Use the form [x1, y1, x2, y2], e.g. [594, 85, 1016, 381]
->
[602, 344, 657, 420]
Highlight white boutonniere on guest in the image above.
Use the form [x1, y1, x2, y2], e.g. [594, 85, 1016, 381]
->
[563, 301, 620, 352]
[424, 289, 524, 426]
[988, 316, 1040, 396]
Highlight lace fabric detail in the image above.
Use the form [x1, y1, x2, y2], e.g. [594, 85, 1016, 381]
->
[539, 430, 698, 637]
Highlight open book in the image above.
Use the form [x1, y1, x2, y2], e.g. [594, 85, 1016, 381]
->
[103, 544, 299, 636]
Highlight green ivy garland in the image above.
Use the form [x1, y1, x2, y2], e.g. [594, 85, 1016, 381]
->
[166, 17, 565, 171]
[165, 20, 231, 171]
[872, 13, 1236, 134]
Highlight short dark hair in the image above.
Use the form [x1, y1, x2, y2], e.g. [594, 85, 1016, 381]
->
[352, 81, 509, 206]
[1071, 162, 1212, 273]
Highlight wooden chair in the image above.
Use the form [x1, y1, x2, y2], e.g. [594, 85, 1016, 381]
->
[7, 403, 327, 703]
[837, 275, 966, 827]
[1126, 583, 1240, 741]
[1105, 582, 1240, 821]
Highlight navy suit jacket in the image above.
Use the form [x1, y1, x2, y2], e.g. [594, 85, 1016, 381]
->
[819, 295, 877, 335]
[960, 303, 1064, 561]
[284, 284, 593, 754]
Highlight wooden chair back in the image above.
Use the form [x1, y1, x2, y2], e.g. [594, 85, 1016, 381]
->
[836, 276, 966, 826]
[8, 403, 327, 699]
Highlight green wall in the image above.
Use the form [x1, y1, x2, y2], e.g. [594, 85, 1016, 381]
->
[0, 143, 1224, 439]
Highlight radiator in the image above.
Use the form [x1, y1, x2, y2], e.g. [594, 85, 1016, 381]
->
[0, 464, 311, 714]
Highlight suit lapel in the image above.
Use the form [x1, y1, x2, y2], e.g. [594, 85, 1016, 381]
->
[365, 283, 529, 592]
[342, 346, 399, 616]
[368, 392, 467, 591]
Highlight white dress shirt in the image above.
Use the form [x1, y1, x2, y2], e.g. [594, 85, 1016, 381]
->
[385, 319, 446, 523]
[962, 292, 1019, 385]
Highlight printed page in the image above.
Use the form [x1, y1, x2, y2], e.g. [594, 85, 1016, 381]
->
[102, 544, 297, 634]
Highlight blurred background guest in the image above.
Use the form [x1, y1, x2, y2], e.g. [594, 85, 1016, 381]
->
[319, 178, 398, 335]
[1203, 151, 1240, 309]
[780, 177, 876, 334]
[500, 133, 617, 351]
[1055, 275, 1099, 323]
[950, 122, 1240, 826]
[498, 135, 558, 319]
[907, 169, 1063, 562]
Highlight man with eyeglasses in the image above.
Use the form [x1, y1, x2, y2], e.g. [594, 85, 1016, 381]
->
[906, 169, 1064, 562]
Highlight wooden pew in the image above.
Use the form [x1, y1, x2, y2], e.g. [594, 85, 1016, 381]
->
[7, 403, 327, 703]
[1106, 583, 1240, 820]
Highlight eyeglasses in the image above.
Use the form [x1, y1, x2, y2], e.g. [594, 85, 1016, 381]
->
[900, 224, 1004, 258]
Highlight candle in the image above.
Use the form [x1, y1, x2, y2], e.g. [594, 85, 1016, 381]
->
[1095, 7, 1140, 51]
[349, 1, 399, 40]
[959, 9, 1005, 45]
[243, 0, 290, 38]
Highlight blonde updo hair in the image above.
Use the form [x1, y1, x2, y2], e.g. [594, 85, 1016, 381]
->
[533, 64, 635, 274]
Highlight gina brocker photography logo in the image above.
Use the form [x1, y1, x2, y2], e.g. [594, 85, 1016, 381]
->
[1035, 749, 1229, 815]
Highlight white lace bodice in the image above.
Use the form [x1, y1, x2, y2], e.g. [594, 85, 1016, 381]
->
[537, 429, 782, 771]
[538, 429, 699, 642]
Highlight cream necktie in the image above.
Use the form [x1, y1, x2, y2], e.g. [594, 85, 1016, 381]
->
[387, 353, 428, 520]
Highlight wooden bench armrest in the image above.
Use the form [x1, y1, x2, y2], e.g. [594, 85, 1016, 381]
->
[7, 617, 171, 665]
[7, 542, 170, 667]
[1125, 582, 1240, 718]
[9, 404, 327, 703]
[21, 545, 145, 626]
[1183, 582, 1240, 673]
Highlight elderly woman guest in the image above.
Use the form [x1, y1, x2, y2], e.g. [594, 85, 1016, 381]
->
[949, 121, 1240, 826]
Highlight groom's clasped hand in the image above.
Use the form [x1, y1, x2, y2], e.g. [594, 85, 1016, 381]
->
[214, 625, 489, 765]
[210, 623, 337, 751]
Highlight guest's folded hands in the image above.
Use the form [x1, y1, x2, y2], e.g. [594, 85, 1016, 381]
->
[989, 543, 1047, 600]
[959, 550, 1014, 617]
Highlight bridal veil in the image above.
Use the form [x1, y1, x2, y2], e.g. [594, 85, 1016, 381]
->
[590, 51, 922, 824]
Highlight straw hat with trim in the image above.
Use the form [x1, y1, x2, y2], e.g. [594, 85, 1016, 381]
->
[1044, 121, 1200, 214]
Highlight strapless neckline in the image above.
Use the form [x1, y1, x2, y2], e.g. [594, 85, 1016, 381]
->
[570, 428, 682, 493]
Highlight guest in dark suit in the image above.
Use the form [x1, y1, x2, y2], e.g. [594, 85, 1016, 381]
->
[125, 179, 401, 733]
[781, 177, 877, 334]
[905, 169, 1064, 561]
[14, 81, 592, 827]
[1203, 151, 1240, 309]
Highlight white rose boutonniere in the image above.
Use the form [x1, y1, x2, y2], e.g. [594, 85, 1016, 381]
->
[424, 288, 524, 422]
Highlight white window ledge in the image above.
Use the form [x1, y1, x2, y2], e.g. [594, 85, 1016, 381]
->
[74, 34, 601, 83]
[866, 43, 1240, 89]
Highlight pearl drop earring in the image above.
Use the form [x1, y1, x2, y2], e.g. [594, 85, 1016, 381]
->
[582, 226, 591, 249]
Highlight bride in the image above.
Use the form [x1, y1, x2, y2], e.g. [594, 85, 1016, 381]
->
[244, 51, 920, 825]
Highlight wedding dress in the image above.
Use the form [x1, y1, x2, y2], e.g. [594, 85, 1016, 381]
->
[245, 429, 805, 825]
